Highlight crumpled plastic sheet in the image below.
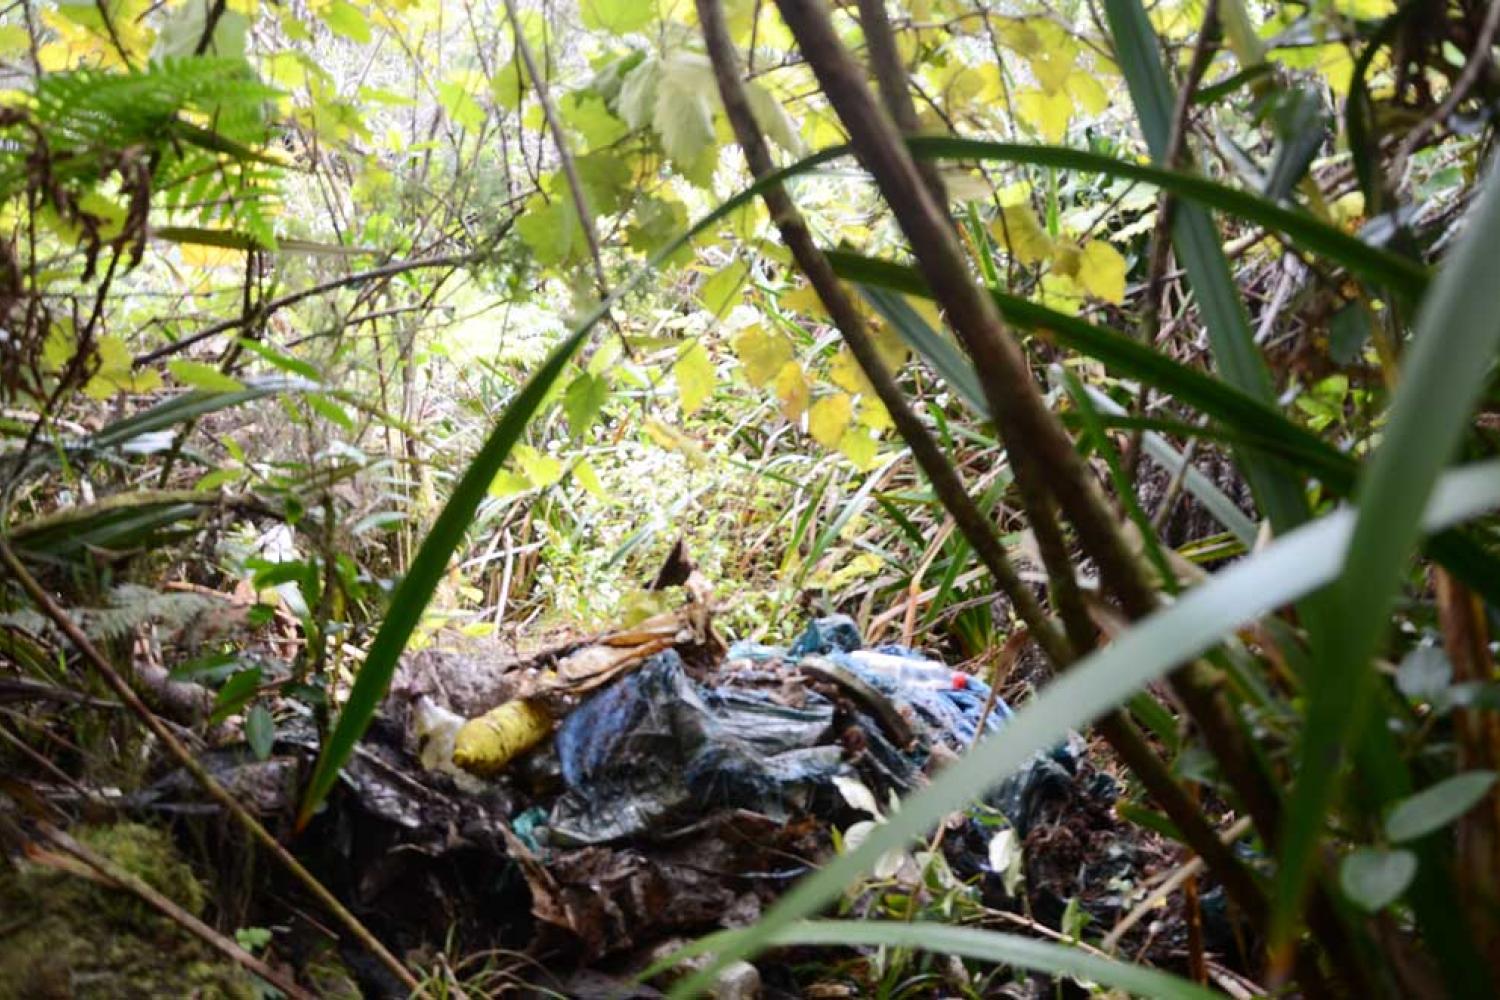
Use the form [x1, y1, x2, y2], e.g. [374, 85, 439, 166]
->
[548, 650, 842, 846]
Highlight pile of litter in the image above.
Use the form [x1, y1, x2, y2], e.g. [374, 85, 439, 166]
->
[134, 585, 1225, 995]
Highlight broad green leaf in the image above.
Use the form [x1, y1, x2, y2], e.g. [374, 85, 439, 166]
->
[654, 52, 717, 170]
[699, 259, 750, 317]
[517, 194, 586, 266]
[1339, 848, 1416, 912]
[321, 1, 371, 44]
[561, 91, 629, 150]
[487, 469, 533, 498]
[1385, 771, 1498, 843]
[616, 53, 660, 130]
[745, 80, 805, 155]
[573, 459, 608, 500]
[579, 0, 655, 33]
[437, 71, 486, 130]
[673, 341, 715, 416]
[513, 444, 563, 488]
[808, 392, 852, 447]
[167, 359, 245, 393]
[672, 459, 1500, 995]
[245, 704, 275, 760]
[563, 371, 610, 436]
[576, 151, 632, 215]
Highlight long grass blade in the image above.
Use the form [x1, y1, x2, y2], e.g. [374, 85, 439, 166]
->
[769, 921, 1222, 1000]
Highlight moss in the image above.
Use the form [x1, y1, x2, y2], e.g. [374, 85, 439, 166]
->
[0, 822, 255, 1000]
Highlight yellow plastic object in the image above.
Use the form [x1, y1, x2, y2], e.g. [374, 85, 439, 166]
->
[451, 699, 553, 775]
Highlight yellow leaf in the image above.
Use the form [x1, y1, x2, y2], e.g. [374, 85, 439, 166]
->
[808, 392, 852, 447]
[673, 340, 715, 415]
[837, 427, 880, 470]
[1037, 272, 1084, 315]
[829, 346, 874, 396]
[731, 325, 794, 387]
[1015, 88, 1072, 142]
[781, 281, 828, 320]
[1050, 241, 1082, 278]
[1078, 241, 1128, 304]
[643, 418, 708, 467]
[991, 203, 1053, 265]
[773, 361, 809, 421]
[1065, 70, 1109, 115]
[858, 396, 893, 430]
[869, 322, 909, 372]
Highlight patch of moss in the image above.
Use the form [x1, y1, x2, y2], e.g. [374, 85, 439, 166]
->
[0, 822, 255, 1000]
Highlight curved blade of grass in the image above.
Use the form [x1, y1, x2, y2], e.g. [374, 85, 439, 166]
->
[1272, 158, 1500, 953]
[672, 457, 1500, 997]
[773, 922, 1220, 1000]
[295, 165, 819, 828]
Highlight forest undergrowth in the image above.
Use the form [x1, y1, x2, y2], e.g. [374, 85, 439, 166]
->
[4, 0, 1500, 996]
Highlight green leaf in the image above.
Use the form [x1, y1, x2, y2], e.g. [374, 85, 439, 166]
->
[673, 341, 715, 416]
[1385, 771, 1498, 843]
[699, 259, 750, 317]
[576, 151, 632, 215]
[321, 0, 371, 44]
[1339, 848, 1417, 912]
[653, 52, 717, 171]
[245, 704, 275, 760]
[211, 667, 262, 726]
[563, 372, 610, 436]
[561, 91, 629, 150]
[579, 0, 655, 33]
[670, 459, 1500, 994]
[167, 359, 245, 392]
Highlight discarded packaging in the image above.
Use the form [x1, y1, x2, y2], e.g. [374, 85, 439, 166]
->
[452, 698, 553, 775]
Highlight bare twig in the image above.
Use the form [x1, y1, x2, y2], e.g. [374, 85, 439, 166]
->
[0, 540, 420, 993]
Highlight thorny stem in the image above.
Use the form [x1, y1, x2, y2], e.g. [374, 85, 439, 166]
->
[696, 0, 1285, 966]
[0, 540, 422, 995]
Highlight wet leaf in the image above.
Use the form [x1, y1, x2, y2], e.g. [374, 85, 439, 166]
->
[1339, 848, 1416, 912]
